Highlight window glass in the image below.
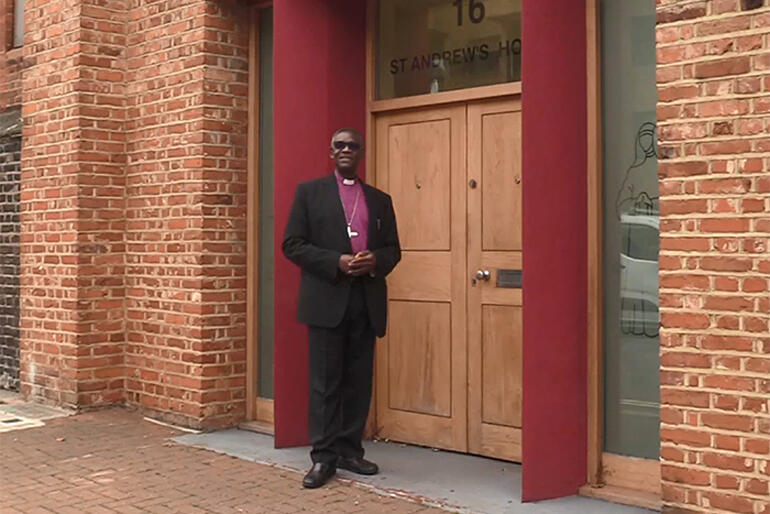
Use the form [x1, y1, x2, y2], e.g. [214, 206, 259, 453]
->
[377, 0, 521, 99]
[258, 8, 275, 399]
[602, 0, 660, 459]
[621, 222, 660, 262]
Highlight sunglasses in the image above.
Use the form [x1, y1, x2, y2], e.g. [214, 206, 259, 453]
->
[333, 141, 362, 151]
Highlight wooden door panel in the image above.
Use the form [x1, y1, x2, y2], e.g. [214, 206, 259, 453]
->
[388, 120, 452, 251]
[478, 424, 522, 463]
[388, 301, 451, 417]
[482, 287, 523, 307]
[387, 252, 451, 301]
[468, 97, 523, 462]
[375, 105, 467, 453]
[376, 410, 459, 450]
[481, 305, 523, 427]
[481, 110, 522, 251]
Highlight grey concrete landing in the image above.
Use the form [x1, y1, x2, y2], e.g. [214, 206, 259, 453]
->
[174, 429, 654, 514]
[0, 391, 73, 433]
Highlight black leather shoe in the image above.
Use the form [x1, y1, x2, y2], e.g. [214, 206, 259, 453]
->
[302, 462, 336, 489]
[338, 456, 379, 476]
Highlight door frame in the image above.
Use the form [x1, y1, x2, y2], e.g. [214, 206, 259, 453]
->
[586, 0, 603, 488]
[583, 0, 662, 508]
[246, 4, 275, 428]
[369, 98, 523, 459]
[363, 0, 523, 440]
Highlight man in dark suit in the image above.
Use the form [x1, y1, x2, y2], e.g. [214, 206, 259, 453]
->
[282, 127, 401, 489]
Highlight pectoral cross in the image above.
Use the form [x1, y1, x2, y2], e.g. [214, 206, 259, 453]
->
[347, 225, 359, 238]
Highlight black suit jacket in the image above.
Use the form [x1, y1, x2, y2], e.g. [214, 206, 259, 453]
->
[282, 174, 401, 337]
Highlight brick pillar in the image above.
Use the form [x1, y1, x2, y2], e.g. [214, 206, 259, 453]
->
[21, 0, 127, 407]
[196, 1, 250, 428]
[656, 1, 770, 513]
[123, 0, 250, 429]
[20, 0, 249, 426]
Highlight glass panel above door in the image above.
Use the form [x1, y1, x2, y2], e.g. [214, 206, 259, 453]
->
[377, 0, 521, 99]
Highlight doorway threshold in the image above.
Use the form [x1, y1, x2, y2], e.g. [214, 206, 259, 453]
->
[173, 429, 655, 513]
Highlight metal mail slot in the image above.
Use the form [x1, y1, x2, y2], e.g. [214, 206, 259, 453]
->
[496, 269, 522, 289]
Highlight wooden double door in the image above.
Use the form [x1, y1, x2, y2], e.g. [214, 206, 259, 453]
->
[374, 97, 523, 462]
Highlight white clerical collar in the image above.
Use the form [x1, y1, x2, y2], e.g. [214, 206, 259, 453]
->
[336, 171, 358, 186]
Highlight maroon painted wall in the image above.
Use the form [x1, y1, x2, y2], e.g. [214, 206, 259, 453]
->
[521, 0, 588, 501]
[274, 1, 590, 501]
[273, 0, 367, 448]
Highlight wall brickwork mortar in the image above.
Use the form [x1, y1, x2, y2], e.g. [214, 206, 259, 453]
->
[656, 1, 770, 513]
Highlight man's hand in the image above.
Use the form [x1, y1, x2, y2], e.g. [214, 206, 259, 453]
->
[339, 251, 376, 276]
[339, 254, 356, 275]
[349, 251, 376, 276]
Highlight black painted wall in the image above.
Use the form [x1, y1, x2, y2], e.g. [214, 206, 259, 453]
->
[0, 108, 21, 391]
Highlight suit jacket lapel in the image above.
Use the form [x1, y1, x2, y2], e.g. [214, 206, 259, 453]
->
[325, 175, 353, 254]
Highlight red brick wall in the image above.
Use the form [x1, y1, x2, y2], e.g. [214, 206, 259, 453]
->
[21, 0, 100, 406]
[20, 0, 127, 407]
[20, 0, 250, 427]
[73, 0, 128, 405]
[123, 0, 249, 429]
[656, 1, 770, 513]
[195, 1, 250, 428]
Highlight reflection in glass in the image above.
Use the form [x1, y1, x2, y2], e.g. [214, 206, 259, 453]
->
[602, 0, 660, 459]
[377, 0, 521, 99]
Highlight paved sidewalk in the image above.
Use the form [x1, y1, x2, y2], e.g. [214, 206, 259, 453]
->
[0, 409, 444, 513]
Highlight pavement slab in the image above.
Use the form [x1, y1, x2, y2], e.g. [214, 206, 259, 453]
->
[174, 429, 655, 514]
[0, 391, 73, 433]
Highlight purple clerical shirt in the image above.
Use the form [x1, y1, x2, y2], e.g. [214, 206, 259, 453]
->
[335, 171, 369, 255]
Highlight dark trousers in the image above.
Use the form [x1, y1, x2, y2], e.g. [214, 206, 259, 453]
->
[307, 282, 375, 464]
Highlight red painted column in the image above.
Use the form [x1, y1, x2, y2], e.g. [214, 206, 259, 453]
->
[521, 0, 588, 501]
[273, 1, 366, 448]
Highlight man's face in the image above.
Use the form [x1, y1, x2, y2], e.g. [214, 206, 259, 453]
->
[330, 131, 364, 175]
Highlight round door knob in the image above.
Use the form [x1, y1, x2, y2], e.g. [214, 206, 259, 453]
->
[469, 179, 478, 189]
[475, 269, 491, 281]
